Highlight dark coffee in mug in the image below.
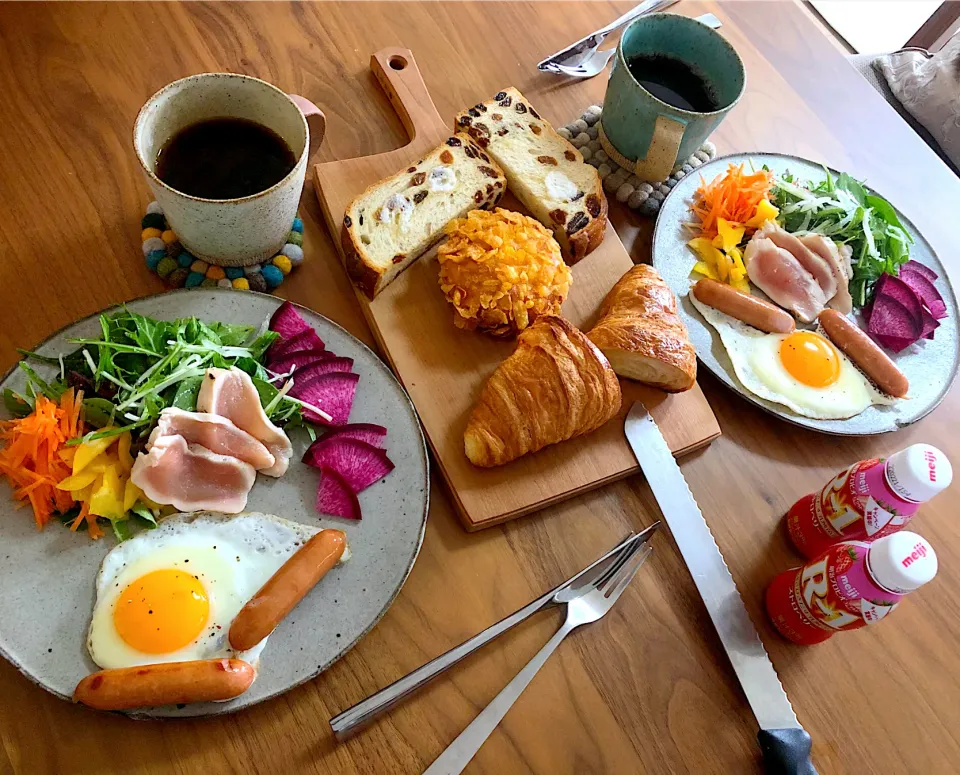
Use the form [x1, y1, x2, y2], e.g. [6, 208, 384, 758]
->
[625, 53, 719, 113]
[156, 117, 296, 200]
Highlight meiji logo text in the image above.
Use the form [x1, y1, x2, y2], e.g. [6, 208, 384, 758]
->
[901, 543, 928, 568]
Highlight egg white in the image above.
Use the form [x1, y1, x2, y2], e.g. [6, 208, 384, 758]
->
[690, 293, 896, 420]
[87, 511, 336, 670]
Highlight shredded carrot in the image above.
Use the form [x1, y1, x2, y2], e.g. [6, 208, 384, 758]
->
[69, 502, 103, 540]
[0, 389, 94, 536]
[690, 163, 774, 239]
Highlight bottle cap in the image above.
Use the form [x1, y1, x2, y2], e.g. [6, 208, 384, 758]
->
[867, 532, 938, 594]
[885, 444, 952, 503]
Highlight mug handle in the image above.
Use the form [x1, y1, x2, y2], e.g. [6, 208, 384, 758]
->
[634, 115, 685, 183]
[289, 94, 327, 162]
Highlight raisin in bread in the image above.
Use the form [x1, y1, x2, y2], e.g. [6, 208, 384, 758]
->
[454, 88, 607, 265]
[341, 134, 506, 299]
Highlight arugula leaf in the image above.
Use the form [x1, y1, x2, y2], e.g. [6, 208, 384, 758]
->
[209, 321, 256, 347]
[17, 363, 63, 401]
[131, 503, 158, 526]
[111, 518, 132, 542]
[836, 172, 868, 205]
[14, 348, 60, 366]
[247, 331, 279, 361]
[82, 397, 116, 428]
[171, 376, 203, 411]
[865, 194, 912, 243]
[3, 388, 32, 418]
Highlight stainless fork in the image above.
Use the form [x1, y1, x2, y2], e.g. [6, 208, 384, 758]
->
[423, 539, 654, 775]
[330, 525, 658, 740]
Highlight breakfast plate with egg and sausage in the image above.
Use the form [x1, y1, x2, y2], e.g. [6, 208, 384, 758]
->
[653, 153, 959, 435]
[0, 289, 429, 716]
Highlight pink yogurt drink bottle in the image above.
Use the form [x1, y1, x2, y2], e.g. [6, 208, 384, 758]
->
[785, 444, 951, 559]
[766, 531, 938, 645]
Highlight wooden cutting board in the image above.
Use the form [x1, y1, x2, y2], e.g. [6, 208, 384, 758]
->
[314, 48, 720, 531]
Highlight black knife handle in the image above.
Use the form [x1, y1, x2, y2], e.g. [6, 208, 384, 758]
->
[758, 728, 818, 775]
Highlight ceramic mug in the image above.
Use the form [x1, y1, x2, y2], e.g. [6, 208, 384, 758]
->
[134, 73, 325, 266]
[599, 13, 745, 183]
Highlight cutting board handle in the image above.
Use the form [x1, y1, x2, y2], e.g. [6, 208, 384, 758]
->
[370, 48, 447, 144]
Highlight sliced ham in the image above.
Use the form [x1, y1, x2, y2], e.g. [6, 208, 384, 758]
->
[839, 244, 854, 283]
[744, 236, 827, 323]
[131, 435, 256, 513]
[798, 234, 853, 314]
[147, 407, 276, 471]
[758, 221, 837, 302]
[197, 367, 293, 477]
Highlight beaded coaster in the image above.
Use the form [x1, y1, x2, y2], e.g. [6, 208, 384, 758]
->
[559, 105, 717, 217]
[140, 201, 305, 293]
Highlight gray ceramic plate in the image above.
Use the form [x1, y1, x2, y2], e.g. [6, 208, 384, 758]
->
[653, 152, 959, 435]
[0, 289, 429, 717]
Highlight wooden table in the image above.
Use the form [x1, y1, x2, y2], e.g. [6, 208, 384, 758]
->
[1, 2, 959, 773]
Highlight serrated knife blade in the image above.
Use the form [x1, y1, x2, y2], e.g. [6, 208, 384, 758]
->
[625, 403, 818, 775]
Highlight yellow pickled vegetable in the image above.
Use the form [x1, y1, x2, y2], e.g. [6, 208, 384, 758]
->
[727, 247, 746, 282]
[692, 261, 719, 281]
[72, 482, 96, 503]
[84, 456, 115, 475]
[123, 478, 143, 512]
[717, 219, 745, 252]
[89, 464, 125, 520]
[116, 432, 134, 472]
[689, 236, 751, 291]
[716, 250, 732, 282]
[745, 199, 779, 228]
[56, 469, 101, 492]
[72, 434, 116, 474]
[688, 238, 727, 269]
[66, 430, 155, 531]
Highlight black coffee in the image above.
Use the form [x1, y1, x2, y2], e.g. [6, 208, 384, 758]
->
[625, 53, 718, 113]
[156, 117, 296, 199]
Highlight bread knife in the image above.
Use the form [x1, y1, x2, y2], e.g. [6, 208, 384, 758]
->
[624, 403, 818, 775]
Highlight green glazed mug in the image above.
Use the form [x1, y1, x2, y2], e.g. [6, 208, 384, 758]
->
[600, 13, 745, 183]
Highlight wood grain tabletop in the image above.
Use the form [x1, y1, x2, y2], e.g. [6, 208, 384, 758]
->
[1, 2, 959, 773]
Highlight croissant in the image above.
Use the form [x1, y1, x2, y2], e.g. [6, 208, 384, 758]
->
[587, 264, 697, 392]
[464, 316, 622, 467]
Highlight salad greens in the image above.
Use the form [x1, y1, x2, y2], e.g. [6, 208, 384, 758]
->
[771, 169, 913, 308]
[5, 308, 307, 441]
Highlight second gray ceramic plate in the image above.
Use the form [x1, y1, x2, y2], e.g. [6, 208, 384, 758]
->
[0, 289, 429, 717]
[653, 152, 959, 435]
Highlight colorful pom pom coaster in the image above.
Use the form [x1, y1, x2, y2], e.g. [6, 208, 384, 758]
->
[560, 105, 717, 217]
[140, 201, 305, 293]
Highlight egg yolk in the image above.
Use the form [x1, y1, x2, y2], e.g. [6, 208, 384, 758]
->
[114, 569, 209, 654]
[779, 331, 841, 387]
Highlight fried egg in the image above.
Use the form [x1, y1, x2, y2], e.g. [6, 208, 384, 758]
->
[87, 511, 345, 670]
[691, 294, 895, 419]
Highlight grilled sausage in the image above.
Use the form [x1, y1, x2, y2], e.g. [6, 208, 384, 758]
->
[228, 529, 346, 651]
[818, 309, 909, 398]
[73, 659, 255, 711]
[692, 278, 796, 333]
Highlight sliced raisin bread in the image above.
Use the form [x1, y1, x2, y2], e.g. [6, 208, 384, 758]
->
[454, 88, 607, 265]
[341, 134, 506, 299]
